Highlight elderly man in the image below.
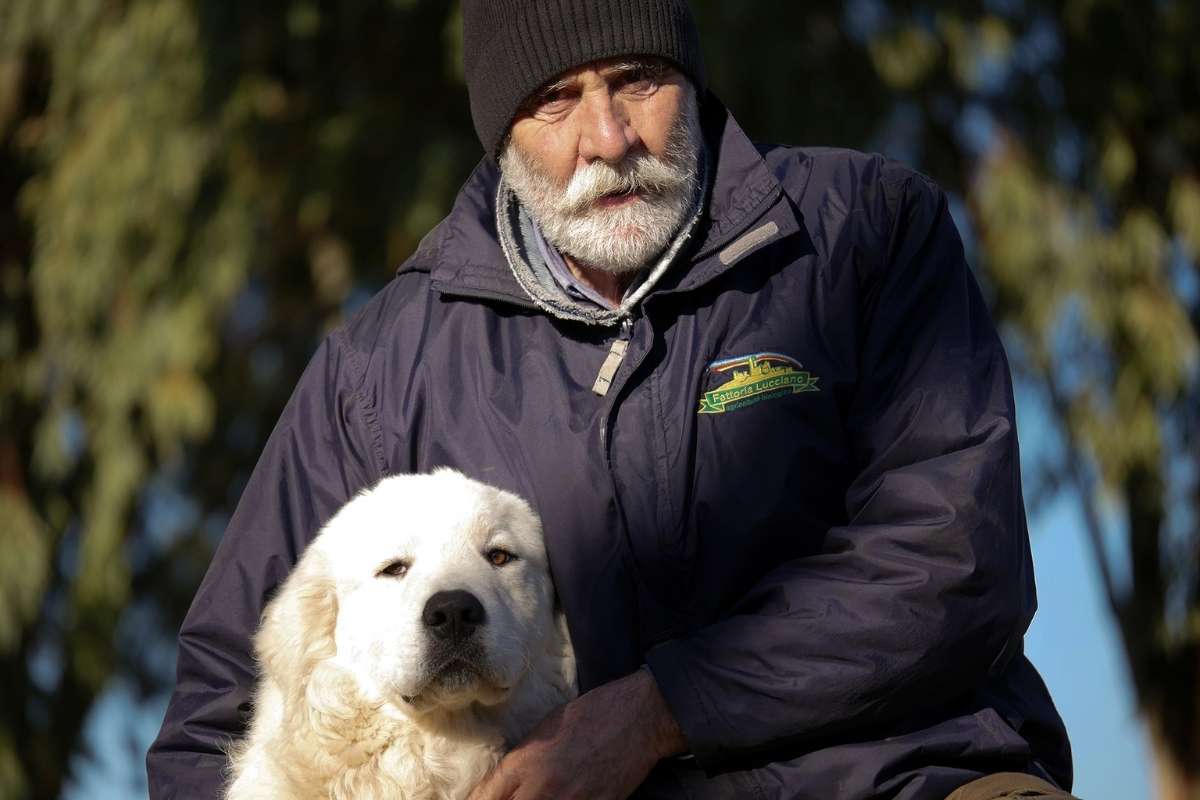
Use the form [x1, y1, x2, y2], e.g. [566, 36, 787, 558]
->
[148, 2, 1077, 798]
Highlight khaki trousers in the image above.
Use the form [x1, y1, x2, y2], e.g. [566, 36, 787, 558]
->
[945, 772, 1079, 800]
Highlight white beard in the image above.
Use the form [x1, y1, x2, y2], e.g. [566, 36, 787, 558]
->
[499, 89, 703, 276]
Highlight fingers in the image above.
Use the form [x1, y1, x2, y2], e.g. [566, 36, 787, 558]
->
[467, 763, 519, 800]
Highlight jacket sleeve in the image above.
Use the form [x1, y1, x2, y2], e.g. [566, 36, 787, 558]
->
[146, 331, 383, 798]
[644, 170, 1035, 771]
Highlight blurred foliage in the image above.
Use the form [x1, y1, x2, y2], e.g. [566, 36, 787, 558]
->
[1, 1, 479, 796]
[0, 0, 1196, 798]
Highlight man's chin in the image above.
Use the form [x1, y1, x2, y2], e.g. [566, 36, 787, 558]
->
[559, 232, 667, 276]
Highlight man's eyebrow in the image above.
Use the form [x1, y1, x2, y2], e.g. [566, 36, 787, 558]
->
[535, 75, 575, 97]
[529, 59, 671, 100]
[600, 58, 670, 78]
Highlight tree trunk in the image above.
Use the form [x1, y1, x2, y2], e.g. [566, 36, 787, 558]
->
[1149, 721, 1200, 800]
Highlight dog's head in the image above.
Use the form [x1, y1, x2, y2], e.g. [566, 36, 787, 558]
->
[255, 469, 572, 722]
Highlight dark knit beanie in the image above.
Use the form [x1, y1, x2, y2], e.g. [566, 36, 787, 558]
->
[461, 0, 706, 157]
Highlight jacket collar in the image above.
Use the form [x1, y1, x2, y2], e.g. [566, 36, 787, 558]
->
[405, 95, 801, 310]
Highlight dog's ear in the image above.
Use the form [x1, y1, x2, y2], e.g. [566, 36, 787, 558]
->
[497, 596, 578, 745]
[546, 599, 578, 697]
[255, 547, 338, 701]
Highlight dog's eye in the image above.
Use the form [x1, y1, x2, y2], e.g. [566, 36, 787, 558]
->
[378, 560, 409, 578]
[486, 548, 517, 567]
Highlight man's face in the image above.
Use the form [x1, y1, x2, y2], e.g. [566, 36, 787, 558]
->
[499, 58, 702, 275]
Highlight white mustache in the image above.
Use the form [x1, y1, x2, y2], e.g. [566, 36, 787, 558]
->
[560, 153, 689, 215]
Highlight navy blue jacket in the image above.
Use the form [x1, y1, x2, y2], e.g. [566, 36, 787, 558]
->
[148, 99, 1072, 799]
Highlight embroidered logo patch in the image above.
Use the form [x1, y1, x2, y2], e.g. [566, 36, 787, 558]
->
[697, 352, 819, 415]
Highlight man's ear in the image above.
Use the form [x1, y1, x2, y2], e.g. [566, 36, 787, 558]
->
[255, 547, 338, 702]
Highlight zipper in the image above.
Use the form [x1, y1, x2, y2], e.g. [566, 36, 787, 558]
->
[592, 316, 633, 397]
[596, 317, 635, 453]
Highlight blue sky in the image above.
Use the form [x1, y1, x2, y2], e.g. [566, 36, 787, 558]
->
[1018, 386, 1151, 800]
[1025, 494, 1150, 799]
[64, 390, 1153, 800]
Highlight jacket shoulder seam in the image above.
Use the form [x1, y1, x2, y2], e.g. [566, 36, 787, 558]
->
[330, 327, 388, 479]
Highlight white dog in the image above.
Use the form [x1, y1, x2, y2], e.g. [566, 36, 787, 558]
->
[225, 469, 577, 800]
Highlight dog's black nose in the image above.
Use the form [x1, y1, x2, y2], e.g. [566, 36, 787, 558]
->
[422, 590, 487, 641]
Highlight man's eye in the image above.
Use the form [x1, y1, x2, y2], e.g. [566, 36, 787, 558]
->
[531, 89, 575, 115]
[378, 560, 409, 578]
[618, 68, 659, 93]
[486, 548, 518, 567]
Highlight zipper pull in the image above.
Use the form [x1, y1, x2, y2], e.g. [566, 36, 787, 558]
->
[592, 318, 632, 396]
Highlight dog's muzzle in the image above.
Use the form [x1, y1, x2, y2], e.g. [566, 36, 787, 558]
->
[401, 590, 500, 705]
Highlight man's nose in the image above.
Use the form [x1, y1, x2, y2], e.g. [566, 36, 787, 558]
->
[577, 93, 638, 164]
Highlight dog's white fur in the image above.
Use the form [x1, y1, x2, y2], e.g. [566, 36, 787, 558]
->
[225, 469, 577, 800]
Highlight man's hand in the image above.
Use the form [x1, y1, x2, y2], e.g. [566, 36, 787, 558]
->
[466, 667, 686, 800]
